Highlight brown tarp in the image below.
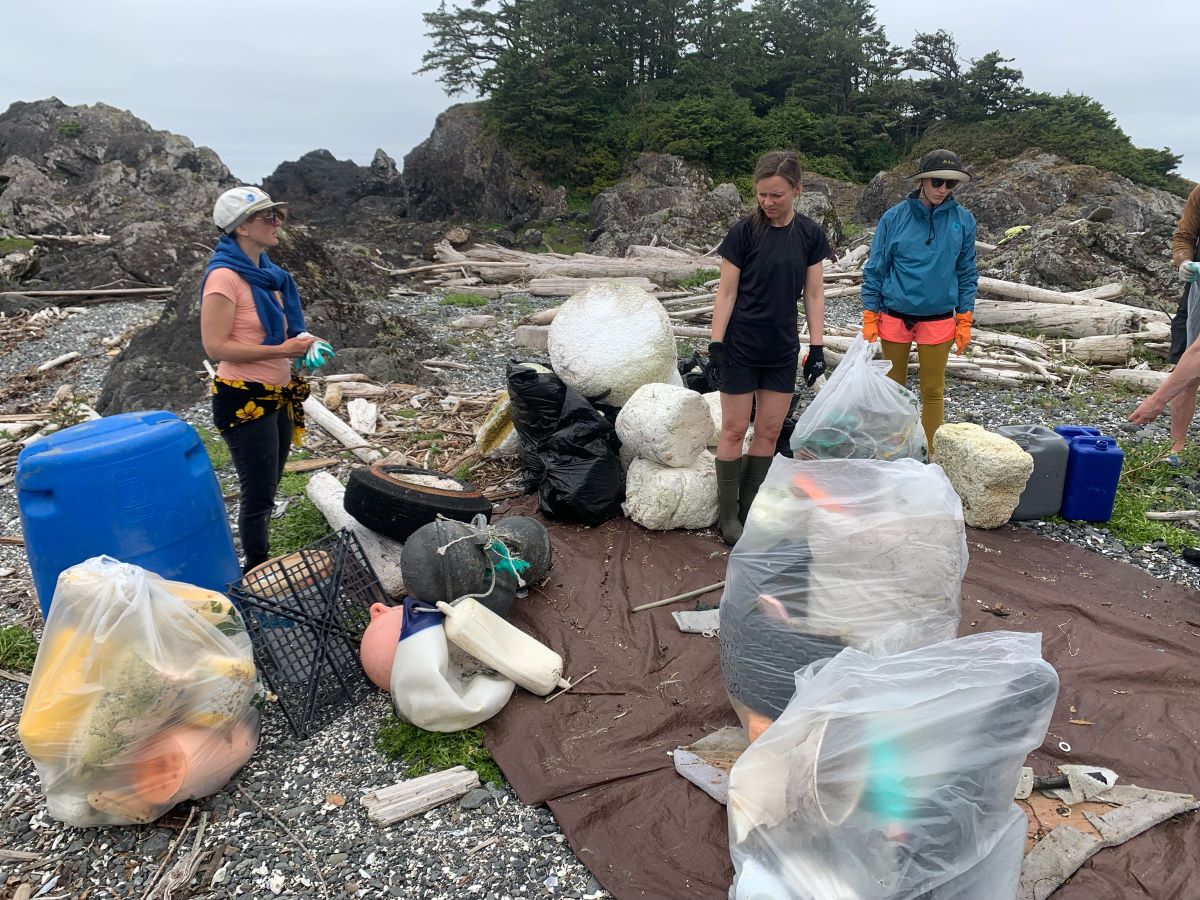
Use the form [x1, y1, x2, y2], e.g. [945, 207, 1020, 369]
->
[485, 501, 1200, 899]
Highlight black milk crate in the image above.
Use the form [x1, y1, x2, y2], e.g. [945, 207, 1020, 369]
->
[229, 529, 388, 739]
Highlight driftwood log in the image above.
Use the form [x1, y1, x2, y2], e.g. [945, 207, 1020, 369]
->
[1106, 369, 1170, 392]
[972, 301, 1157, 338]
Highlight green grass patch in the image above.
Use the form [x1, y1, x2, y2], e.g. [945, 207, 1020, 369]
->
[677, 268, 720, 290]
[0, 238, 35, 254]
[57, 120, 82, 138]
[377, 714, 503, 784]
[195, 425, 231, 471]
[276, 471, 312, 498]
[1105, 439, 1200, 552]
[0, 625, 39, 673]
[398, 409, 419, 419]
[411, 431, 444, 442]
[268, 496, 332, 557]
[439, 293, 488, 308]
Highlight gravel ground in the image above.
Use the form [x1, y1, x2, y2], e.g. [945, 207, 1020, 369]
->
[1, 289, 1198, 898]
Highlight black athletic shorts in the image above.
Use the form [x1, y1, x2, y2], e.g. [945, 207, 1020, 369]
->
[719, 356, 798, 394]
[1169, 289, 1189, 364]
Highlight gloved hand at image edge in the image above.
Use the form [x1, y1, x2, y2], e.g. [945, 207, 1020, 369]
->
[707, 340, 725, 391]
[954, 311, 973, 355]
[802, 345, 826, 386]
[1181, 261, 1200, 284]
[861, 309, 880, 343]
[296, 332, 335, 372]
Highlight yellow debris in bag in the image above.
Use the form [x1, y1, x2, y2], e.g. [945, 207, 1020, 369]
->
[18, 556, 262, 827]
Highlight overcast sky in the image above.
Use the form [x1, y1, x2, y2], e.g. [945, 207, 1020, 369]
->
[2, 1, 1196, 184]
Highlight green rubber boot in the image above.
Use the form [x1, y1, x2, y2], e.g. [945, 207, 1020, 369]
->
[739, 454, 773, 523]
[715, 457, 744, 545]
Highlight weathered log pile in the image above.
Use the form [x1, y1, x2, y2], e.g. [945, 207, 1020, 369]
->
[386, 240, 717, 300]
[392, 232, 1176, 389]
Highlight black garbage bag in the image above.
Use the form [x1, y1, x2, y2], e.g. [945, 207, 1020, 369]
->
[677, 349, 717, 394]
[506, 360, 624, 526]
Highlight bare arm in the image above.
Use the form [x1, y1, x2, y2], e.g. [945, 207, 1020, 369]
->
[200, 294, 314, 362]
[802, 261, 825, 343]
[710, 258, 741, 342]
[1129, 339, 1200, 424]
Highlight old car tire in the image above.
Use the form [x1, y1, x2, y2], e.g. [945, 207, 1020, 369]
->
[343, 463, 493, 543]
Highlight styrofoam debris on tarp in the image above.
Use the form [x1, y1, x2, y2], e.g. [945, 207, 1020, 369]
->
[547, 281, 677, 406]
[615, 383, 711, 469]
[622, 453, 717, 530]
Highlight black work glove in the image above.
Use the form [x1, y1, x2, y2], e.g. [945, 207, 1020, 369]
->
[706, 341, 725, 391]
[802, 345, 826, 386]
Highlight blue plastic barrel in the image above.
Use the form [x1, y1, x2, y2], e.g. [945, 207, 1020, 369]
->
[1060, 435, 1124, 522]
[1053, 425, 1101, 443]
[16, 411, 240, 618]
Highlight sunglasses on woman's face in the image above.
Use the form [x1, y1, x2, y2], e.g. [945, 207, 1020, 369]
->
[929, 178, 958, 189]
[253, 210, 286, 225]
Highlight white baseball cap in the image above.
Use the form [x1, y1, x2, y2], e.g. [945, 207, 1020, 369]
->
[213, 186, 288, 234]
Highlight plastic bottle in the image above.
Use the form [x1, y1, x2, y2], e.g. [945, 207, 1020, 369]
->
[437, 598, 569, 695]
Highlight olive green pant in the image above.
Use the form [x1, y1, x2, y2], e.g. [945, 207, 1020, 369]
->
[879, 339, 952, 451]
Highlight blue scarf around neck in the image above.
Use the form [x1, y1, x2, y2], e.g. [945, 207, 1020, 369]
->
[203, 234, 306, 345]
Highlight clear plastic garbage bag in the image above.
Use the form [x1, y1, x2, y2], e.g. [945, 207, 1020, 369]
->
[720, 457, 966, 734]
[389, 596, 516, 732]
[790, 335, 926, 462]
[18, 557, 262, 826]
[728, 632, 1059, 900]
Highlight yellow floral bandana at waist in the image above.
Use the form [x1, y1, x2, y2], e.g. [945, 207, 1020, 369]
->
[210, 376, 311, 446]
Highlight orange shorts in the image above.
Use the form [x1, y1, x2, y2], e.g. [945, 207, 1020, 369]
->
[878, 311, 955, 345]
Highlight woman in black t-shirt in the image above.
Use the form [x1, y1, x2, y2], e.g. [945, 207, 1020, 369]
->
[709, 150, 831, 545]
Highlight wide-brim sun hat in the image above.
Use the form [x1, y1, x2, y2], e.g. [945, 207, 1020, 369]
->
[910, 149, 972, 183]
[213, 186, 289, 234]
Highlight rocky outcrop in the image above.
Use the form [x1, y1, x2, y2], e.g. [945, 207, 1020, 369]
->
[589, 153, 856, 255]
[0, 98, 234, 288]
[856, 151, 1184, 240]
[97, 226, 447, 413]
[979, 218, 1181, 305]
[401, 103, 565, 227]
[263, 148, 407, 229]
[589, 153, 742, 255]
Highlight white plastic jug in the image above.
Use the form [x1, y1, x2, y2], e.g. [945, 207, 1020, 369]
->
[390, 598, 515, 732]
[437, 598, 569, 696]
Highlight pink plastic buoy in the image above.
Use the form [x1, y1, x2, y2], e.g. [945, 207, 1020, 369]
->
[360, 602, 406, 690]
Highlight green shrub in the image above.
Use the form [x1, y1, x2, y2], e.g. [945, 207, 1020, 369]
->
[1103, 439, 1200, 552]
[0, 238, 35, 254]
[377, 714, 503, 784]
[268, 497, 331, 557]
[57, 121, 82, 138]
[0, 625, 38, 672]
[677, 268, 720, 290]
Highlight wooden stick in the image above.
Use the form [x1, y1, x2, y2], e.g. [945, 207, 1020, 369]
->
[1145, 510, 1200, 521]
[301, 396, 382, 464]
[361, 766, 480, 825]
[238, 787, 331, 900]
[0, 287, 171, 298]
[36, 352, 80, 372]
[545, 667, 599, 703]
[633, 580, 725, 613]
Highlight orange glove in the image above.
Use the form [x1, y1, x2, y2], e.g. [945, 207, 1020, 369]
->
[954, 311, 973, 355]
[862, 309, 880, 343]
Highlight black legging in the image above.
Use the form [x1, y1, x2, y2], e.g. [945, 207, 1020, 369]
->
[221, 408, 291, 570]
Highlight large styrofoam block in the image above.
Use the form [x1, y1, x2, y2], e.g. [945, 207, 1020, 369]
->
[935, 423, 1034, 528]
[622, 452, 718, 530]
[547, 281, 677, 406]
[615, 383, 711, 468]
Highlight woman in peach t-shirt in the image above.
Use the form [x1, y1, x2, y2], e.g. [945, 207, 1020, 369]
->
[200, 186, 318, 571]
